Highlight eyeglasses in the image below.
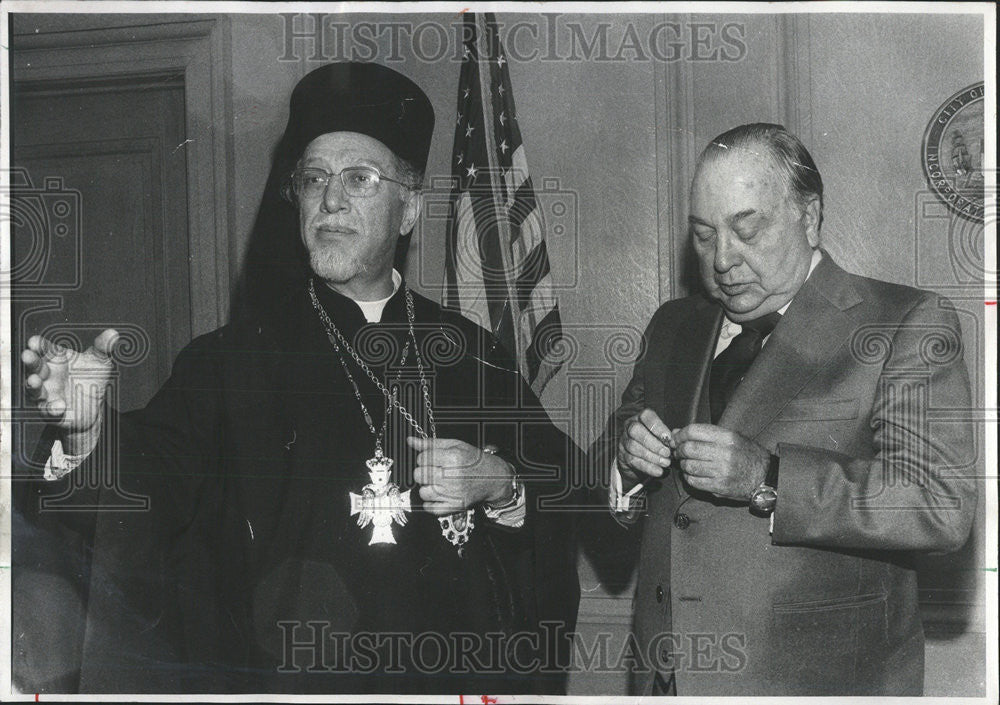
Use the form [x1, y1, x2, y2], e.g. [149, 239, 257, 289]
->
[287, 166, 411, 200]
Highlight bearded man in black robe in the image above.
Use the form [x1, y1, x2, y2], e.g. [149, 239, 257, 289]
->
[15, 62, 580, 695]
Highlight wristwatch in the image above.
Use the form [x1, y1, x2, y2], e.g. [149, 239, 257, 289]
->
[483, 445, 522, 511]
[749, 453, 780, 516]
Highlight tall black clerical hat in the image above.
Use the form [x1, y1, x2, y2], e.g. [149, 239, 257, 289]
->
[282, 62, 435, 172]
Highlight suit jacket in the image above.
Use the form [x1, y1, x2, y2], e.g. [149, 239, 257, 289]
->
[591, 255, 975, 695]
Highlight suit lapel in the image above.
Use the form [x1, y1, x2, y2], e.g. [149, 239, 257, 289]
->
[655, 297, 721, 428]
[655, 298, 721, 496]
[719, 256, 863, 441]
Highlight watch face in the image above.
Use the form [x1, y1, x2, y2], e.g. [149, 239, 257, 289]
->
[751, 485, 777, 513]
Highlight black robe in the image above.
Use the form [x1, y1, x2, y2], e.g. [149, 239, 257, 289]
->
[14, 280, 580, 695]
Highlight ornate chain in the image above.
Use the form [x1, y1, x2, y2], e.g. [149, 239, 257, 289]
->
[308, 278, 473, 555]
[309, 278, 436, 439]
[317, 318, 391, 456]
[406, 288, 436, 438]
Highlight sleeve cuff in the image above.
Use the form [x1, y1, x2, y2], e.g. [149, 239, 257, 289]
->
[484, 480, 525, 528]
[610, 458, 644, 513]
[43, 438, 88, 481]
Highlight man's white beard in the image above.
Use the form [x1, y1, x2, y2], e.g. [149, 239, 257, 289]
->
[308, 244, 365, 284]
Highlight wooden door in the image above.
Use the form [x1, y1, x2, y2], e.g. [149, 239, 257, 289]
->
[11, 74, 191, 415]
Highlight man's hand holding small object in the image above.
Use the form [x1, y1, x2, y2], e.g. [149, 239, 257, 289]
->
[616, 408, 675, 500]
[671, 424, 769, 501]
[408, 436, 515, 516]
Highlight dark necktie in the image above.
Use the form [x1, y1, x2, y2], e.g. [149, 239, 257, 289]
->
[709, 312, 781, 424]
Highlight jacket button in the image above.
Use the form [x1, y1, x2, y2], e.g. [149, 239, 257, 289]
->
[674, 513, 690, 529]
[655, 585, 664, 603]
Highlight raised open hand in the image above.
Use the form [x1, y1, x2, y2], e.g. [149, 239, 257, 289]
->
[21, 328, 119, 453]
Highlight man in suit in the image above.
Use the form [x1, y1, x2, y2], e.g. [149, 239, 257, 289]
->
[592, 123, 976, 695]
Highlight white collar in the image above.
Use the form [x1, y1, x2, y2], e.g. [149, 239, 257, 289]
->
[353, 269, 402, 323]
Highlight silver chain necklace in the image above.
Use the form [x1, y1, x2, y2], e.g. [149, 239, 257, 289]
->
[308, 278, 474, 554]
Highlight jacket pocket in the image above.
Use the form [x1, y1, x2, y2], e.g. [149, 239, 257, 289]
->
[772, 591, 886, 612]
[777, 397, 859, 422]
[767, 592, 888, 695]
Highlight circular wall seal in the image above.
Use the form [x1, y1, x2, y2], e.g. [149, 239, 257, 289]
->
[922, 82, 985, 223]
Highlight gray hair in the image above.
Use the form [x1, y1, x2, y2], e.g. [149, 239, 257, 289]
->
[393, 154, 424, 191]
[697, 122, 823, 227]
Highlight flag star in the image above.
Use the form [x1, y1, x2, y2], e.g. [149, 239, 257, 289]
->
[499, 139, 509, 154]
[463, 88, 471, 99]
[497, 84, 505, 95]
[465, 124, 475, 138]
[498, 112, 506, 126]
[463, 46, 471, 58]
[456, 112, 463, 125]
[466, 164, 478, 178]
[456, 152, 463, 165]
[497, 55, 506, 68]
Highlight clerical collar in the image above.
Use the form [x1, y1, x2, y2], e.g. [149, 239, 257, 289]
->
[313, 269, 404, 326]
[353, 269, 402, 323]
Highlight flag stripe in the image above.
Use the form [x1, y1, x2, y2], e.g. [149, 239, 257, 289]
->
[516, 241, 551, 307]
[453, 192, 492, 330]
[508, 179, 537, 228]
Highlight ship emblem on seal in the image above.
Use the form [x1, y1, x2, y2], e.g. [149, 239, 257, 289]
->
[922, 82, 985, 223]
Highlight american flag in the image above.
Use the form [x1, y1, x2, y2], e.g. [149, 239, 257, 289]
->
[443, 12, 563, 395]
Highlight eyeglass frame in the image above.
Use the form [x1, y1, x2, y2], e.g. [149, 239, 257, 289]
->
[283, 165, 415, 202]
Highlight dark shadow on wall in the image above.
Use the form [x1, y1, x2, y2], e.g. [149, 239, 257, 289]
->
[577, 509, 643, 596]
[229, 134, 307, 323]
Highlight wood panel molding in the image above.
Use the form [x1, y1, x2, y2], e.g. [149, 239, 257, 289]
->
[779, 14, 814, 142]
[658, 13, 697, 302]
[11, 16, 234, 335]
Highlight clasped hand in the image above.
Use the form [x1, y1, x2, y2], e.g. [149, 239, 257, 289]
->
[408, 437, 515, 516]
[617, 409, 769, 501]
